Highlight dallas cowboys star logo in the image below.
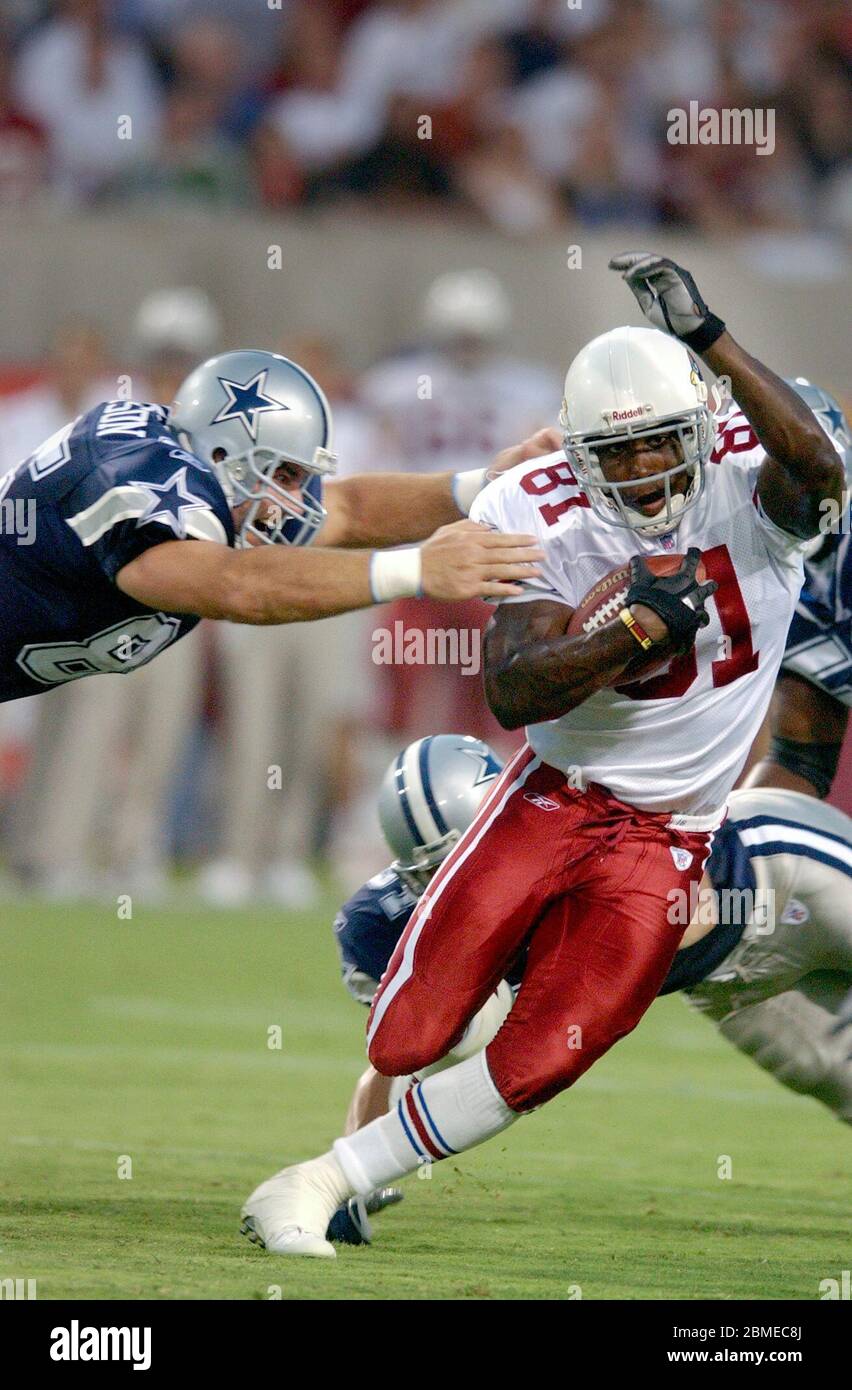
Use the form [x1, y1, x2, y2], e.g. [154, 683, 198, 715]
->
[458, 743, 502, 787]
[815, 401, 851, 449]
[211, 369, 288, 443]
[129, 467, 211, 538]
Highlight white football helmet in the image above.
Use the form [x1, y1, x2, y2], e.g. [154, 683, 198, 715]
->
[422, 269, 511, 344]
[560, 325, 716, 536]
[133, 287, 221, 359]
[170, 349, 337, 548]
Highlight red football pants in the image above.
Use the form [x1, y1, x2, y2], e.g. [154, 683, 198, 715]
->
[366, 746, 717, 1112]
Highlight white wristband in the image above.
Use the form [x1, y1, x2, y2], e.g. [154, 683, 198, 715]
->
[452, 467, 488, 516]
[369, 547, 423, 603]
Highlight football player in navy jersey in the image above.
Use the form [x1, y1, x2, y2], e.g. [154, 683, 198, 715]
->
[310, 739, 852, 1250]
[745, 380, 852, 799]
[0, 348, 549, 704]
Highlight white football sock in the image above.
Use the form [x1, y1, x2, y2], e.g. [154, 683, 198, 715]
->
[333, 1052, 517, 1194]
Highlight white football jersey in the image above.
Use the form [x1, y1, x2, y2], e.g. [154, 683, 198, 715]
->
[360, 352, 561, 473]
[471, 407, 811, 816]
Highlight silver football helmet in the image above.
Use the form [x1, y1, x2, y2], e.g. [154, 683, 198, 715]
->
[170, 349, 337, 548]
[785, 377, 851, 477]
[786, 378, 851, 562]
[378, 734, 503, 895]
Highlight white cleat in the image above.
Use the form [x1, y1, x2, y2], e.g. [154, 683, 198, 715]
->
[241, 1164, 341, 1259]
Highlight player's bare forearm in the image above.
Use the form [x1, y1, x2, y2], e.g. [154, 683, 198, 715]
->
[344, 1066, 393, 1135]
[117, 540, 375, 623]
[322, 472, 463, 547]
[701, 333, 842, 537]
[484, 599, 654, 728]
[117, 527, 542, 623]
[609, 253, 843, 537]
[321, 430, 562, 548]
[742, 672, 848, 797]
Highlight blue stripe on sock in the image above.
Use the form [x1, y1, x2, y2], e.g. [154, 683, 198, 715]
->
[397, 1099, 425, 1160]
[415, 1083, 456, 1155]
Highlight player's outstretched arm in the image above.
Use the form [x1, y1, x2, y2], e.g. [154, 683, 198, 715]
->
[344, 1066, 393, 1134]
[320, 427, 563, 548]
[115, 523, 543, 624]
[610, 251, 843, 538]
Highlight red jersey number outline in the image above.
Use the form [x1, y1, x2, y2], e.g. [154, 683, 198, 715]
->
[615, 544, 759, 700]
[518, 461, 760, 701]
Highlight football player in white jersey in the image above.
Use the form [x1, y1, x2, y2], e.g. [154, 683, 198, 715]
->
[360, 269, 561, 476]
[241, 252, 844, 1257]
[326, 762, 852, 1248]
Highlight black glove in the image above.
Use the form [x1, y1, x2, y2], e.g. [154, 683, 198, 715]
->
[609, 252, 726, 353]
[626, 548, 718, 648]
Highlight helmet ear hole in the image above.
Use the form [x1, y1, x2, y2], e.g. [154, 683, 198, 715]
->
[212, 448, 227, 463]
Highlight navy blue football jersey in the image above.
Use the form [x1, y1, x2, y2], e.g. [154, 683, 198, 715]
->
[0, 400, 233, 702]
[783, 535, 852, 706]
[334, 868, 419, 1004]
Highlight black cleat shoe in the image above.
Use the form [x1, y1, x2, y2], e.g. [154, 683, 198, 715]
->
[326, 1187, 404, 1245]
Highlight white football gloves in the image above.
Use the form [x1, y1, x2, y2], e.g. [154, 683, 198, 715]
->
[609, 252, 727, 353]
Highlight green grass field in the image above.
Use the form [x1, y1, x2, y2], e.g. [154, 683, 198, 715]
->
[1, 893, 848, 1301]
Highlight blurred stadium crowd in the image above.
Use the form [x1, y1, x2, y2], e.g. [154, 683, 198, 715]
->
[0, 0, 849, 237]
[0, 274, 556, 906]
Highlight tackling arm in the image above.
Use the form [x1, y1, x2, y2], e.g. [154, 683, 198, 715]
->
[321, 471, 468, 548]
[116, 524, 543, 624]
[319, 427, 563, 548]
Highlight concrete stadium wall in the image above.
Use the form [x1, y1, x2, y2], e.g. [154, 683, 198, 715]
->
[1, 213, 849, 401]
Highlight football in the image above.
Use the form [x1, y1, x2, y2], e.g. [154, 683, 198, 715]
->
[566, 554, 707, 681]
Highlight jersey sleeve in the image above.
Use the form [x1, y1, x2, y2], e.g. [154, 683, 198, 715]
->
[712, 406, 815, 566]
[470, 459, 576, 607]
[59, 435, 234, 583]
[332, 871, 416, 1005]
